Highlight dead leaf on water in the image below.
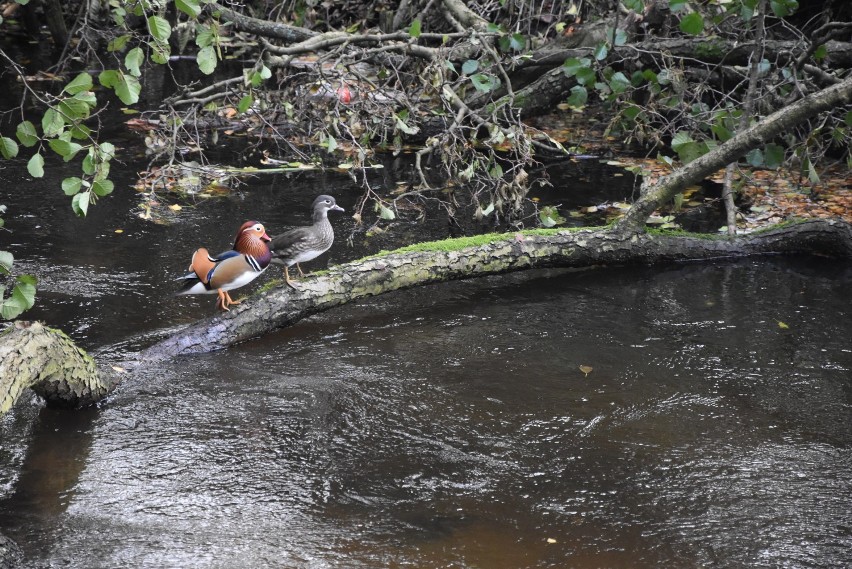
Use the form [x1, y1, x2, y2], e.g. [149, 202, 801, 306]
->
[579, 365, 593, 377]
[778, 321, 789, 329]
[546, 537, 558, 544]
[169, 204, 183, 212]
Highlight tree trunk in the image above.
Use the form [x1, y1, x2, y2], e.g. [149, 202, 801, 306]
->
[140, 218, 852, 360]
[0, 322, 116, 415]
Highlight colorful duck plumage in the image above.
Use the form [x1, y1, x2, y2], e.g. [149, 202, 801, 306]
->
[177, 221, 272, 311]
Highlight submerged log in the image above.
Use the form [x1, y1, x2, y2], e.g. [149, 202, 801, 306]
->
[141, 218, 852, 360]
[0, 322, 116, 415]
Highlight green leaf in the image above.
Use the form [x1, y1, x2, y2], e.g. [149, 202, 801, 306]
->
[844, 111, 852, 127]
[63, 72, 93, 95]
[1, 293, 28, 320]
[27, 153, 44, 177]
[196, 25, 214, 48]
[48, 138, 83, 161]
[712, 123, 732, 142]
[623, 0, 644, 10]
[562, 57, 591, 77]
[461, 59, 479, 75]
[62, 177, 83, 196]
[92, 179, 114, 197]
[770, 0, 798, 17]
[565, 85, 588, 108]
[15, 121, 39, 147]
[746, 148, 764, 167]
[323, 134, 338, 153]
[237, 94, 253, 113]
[608, 71, 630, 94]
[669, 0, 688, 12]
[11, 277, 37, 311]
[72, 191, 91, 217]
[125, 47, 144, 77]
[671, 131, 694, 152]
[150, 42, 171, 65]
[611, 28, 628, 47]
[763, 143, 784, 169]
[99, 142, 117, 160]
[112, 73, 141, 105]
[94, 160, 111, 181]
[509, 33, 525, 51]
[408, 19, 421, 38]
[806, 159, 819, 184]
[73, 91, 98, 108]
[82, 153, 95, 175]
[470, 73, 499, 93]
[147, 15, 171, 43]
[98, 69, 121, 88]
[197, 45, 217, 75]
[575, 67, 596, 86]
[176, 0, 201, 18]
[107, 34, 131, 52]
[378, 204, 396, 220]
[679, 12, 704, 36]
[260, 65, 272, 80]
[594, 42, 608, 61]
[813, 44, 827, 61]
[0, 251, 12, 274]
[0, 137, 18, 159]
[59, 97, 91, 120]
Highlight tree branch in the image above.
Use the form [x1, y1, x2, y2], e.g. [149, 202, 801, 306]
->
[615, 75, 852, 233]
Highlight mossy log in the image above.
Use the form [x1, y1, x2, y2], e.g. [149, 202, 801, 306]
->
[0, 322, 116, 415]
[141, 219, 852, 360]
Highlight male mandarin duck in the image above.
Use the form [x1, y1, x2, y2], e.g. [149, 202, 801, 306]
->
[270, 195, 344, 289]
[177, 221, 272, 311]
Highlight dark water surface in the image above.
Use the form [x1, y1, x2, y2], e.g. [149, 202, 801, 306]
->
[1, 156, 851, 568]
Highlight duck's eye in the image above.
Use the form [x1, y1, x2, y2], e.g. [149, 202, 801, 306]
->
[254, 224, 263, 232]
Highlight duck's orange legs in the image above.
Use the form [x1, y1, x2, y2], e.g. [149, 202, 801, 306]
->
[215, 289, 241, 311]
[284, 266, 299, 290]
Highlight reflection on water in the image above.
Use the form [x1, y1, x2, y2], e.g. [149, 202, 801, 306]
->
[2, 258, 851, 568]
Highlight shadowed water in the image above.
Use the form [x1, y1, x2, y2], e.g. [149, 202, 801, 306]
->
[0, 157, 850, 568]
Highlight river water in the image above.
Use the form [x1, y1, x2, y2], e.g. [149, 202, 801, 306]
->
[0, 154, 851, 568]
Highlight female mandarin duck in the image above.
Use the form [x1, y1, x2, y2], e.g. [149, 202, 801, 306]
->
[270, 195, 344, 289]
[177, 221, 272, 311]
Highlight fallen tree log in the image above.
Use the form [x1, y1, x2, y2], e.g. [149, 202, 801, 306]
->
[140, 218, 852, 360]
[0, 322, 116, 414]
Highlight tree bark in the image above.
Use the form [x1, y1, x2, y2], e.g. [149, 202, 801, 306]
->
[140, 218, 852, 360]
[0, 322, 116, 415]
[206, 2, 318, 43]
